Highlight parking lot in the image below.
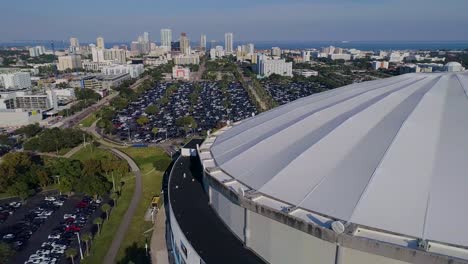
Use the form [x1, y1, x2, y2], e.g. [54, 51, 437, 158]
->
[113, 81, 258, 142]
[262, 81, 329, 105]
[0, 193, 104, 264]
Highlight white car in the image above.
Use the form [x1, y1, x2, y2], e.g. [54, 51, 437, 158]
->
[35, 249, 50, 255]
[48, 234, 60, 240]
[51, 242, 66, 249]
[9, 201, 21, 208]
[51, 248, 64, 254]
[3, 234, 14, 239]
[44, 196, 56, 201]
[63, 214, 76, 219]
[53, 201, 64, 206]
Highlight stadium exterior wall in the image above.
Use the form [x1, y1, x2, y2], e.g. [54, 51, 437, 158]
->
[167, 146, 468, 264]
[202, 165, 468, 264]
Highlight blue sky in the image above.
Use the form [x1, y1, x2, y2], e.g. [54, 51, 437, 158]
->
[1, 0, 468, 42]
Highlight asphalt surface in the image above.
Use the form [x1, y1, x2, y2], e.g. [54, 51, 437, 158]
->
[103, 148, 142, 264]
[8, 195, 81, 264]
[169, 155, 265, 264]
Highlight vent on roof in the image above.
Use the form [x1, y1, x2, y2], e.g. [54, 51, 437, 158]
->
[331, 221, 345, 234]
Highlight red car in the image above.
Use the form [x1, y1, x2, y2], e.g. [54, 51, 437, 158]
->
[65, 225, 80, 232]
[75, 202, 88, 208]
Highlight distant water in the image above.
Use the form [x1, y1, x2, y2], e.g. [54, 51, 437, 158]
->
[2, 40, 467, 51]
[240, 41, 468, 51]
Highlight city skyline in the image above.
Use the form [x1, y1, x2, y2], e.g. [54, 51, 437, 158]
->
[1, 0, 468, 42]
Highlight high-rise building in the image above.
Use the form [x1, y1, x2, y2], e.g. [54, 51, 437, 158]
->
[90, 44, 105, 62]
[200, 34, 207, 50]
[70, 37, 80, 48]
[57, 55, 82, 71]
[69, 37, 80, 53]
[161, 29, 172, 51]
[271, 47, 281, 57]
[97, 37, 105, 49]
[225, 32, 233, 54]
[28, 46, 46, 57]
[143, 32, 150, 43]
[180, 33, 191, 55]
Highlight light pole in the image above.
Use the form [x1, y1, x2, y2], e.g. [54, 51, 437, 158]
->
[55, 175, 61, 195]
[76, 232, 84, 260]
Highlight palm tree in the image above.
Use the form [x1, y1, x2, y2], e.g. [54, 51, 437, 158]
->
[81, 232, 92, 256]
[65, 248, 78, 264]
[101, 203, 111, 221]
[93, 217, 103, 235]
[110, 192, 119, 207]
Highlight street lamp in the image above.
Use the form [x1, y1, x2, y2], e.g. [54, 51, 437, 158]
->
[76, 232, 84, 260]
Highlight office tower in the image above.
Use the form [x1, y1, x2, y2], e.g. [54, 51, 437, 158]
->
[143, 32, 150, 43]
[180, 32, 190, 55]
[225, 32, 233, 54]
[200, 34, 207, 50]
[97, 37, 105, 49]
[161, 29, 172, 51]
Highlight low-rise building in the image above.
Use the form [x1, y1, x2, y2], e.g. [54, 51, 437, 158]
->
[101, 64, 144, 78]
[371, 61, 389, 70]
[173, 54, 200, 65]
[293, 69, 319, 77]
[172, 66, 190, 81]
[0, 72, 32, 89]
[256, 54, 293, 77]
[81, 60, 113, 72]
[98, 74, 131, 89]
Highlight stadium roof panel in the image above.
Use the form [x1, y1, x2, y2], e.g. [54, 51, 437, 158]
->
[210, 72, 468, 248]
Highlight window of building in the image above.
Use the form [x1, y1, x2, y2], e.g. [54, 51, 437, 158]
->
[180, 241, 188, 257]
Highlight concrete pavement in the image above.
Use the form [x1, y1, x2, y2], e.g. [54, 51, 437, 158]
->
[150, 206, 169, 264]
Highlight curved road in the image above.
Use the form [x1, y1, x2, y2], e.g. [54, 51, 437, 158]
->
[103, 148, 142, 264]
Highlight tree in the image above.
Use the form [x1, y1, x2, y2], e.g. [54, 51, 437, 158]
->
[7, 181, 33, 201]
[145, 105, 159, 115]
[93, 217, 103, 235]
[0, 242, 14, 261]
[151, 127, 159, 140]
[81, 232, 92, 256]
[136, 116, 150, 126]
[35, 167, 51, 188]
[14, 123, 42, 138]
[110, 192, 119, 206]
[65, 248, 78, 264]
[101, 203, 111, 221]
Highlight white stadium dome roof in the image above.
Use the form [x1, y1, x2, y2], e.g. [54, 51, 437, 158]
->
[210, 72, 468, 248]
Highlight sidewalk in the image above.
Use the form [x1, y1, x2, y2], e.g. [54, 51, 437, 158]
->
[150, 205, 169, 264]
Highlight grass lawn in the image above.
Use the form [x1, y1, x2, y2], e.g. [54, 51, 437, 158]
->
[116, 147, 169, 263]
[79, 114, 97, 127]
[81, 174, 135, 264]
[70, 145, 115, 161]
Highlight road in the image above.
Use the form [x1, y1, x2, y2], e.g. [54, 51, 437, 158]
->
[191, 58, 206, 82]
[235, 65, 268, 111]
[102, 148, 142, 264]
